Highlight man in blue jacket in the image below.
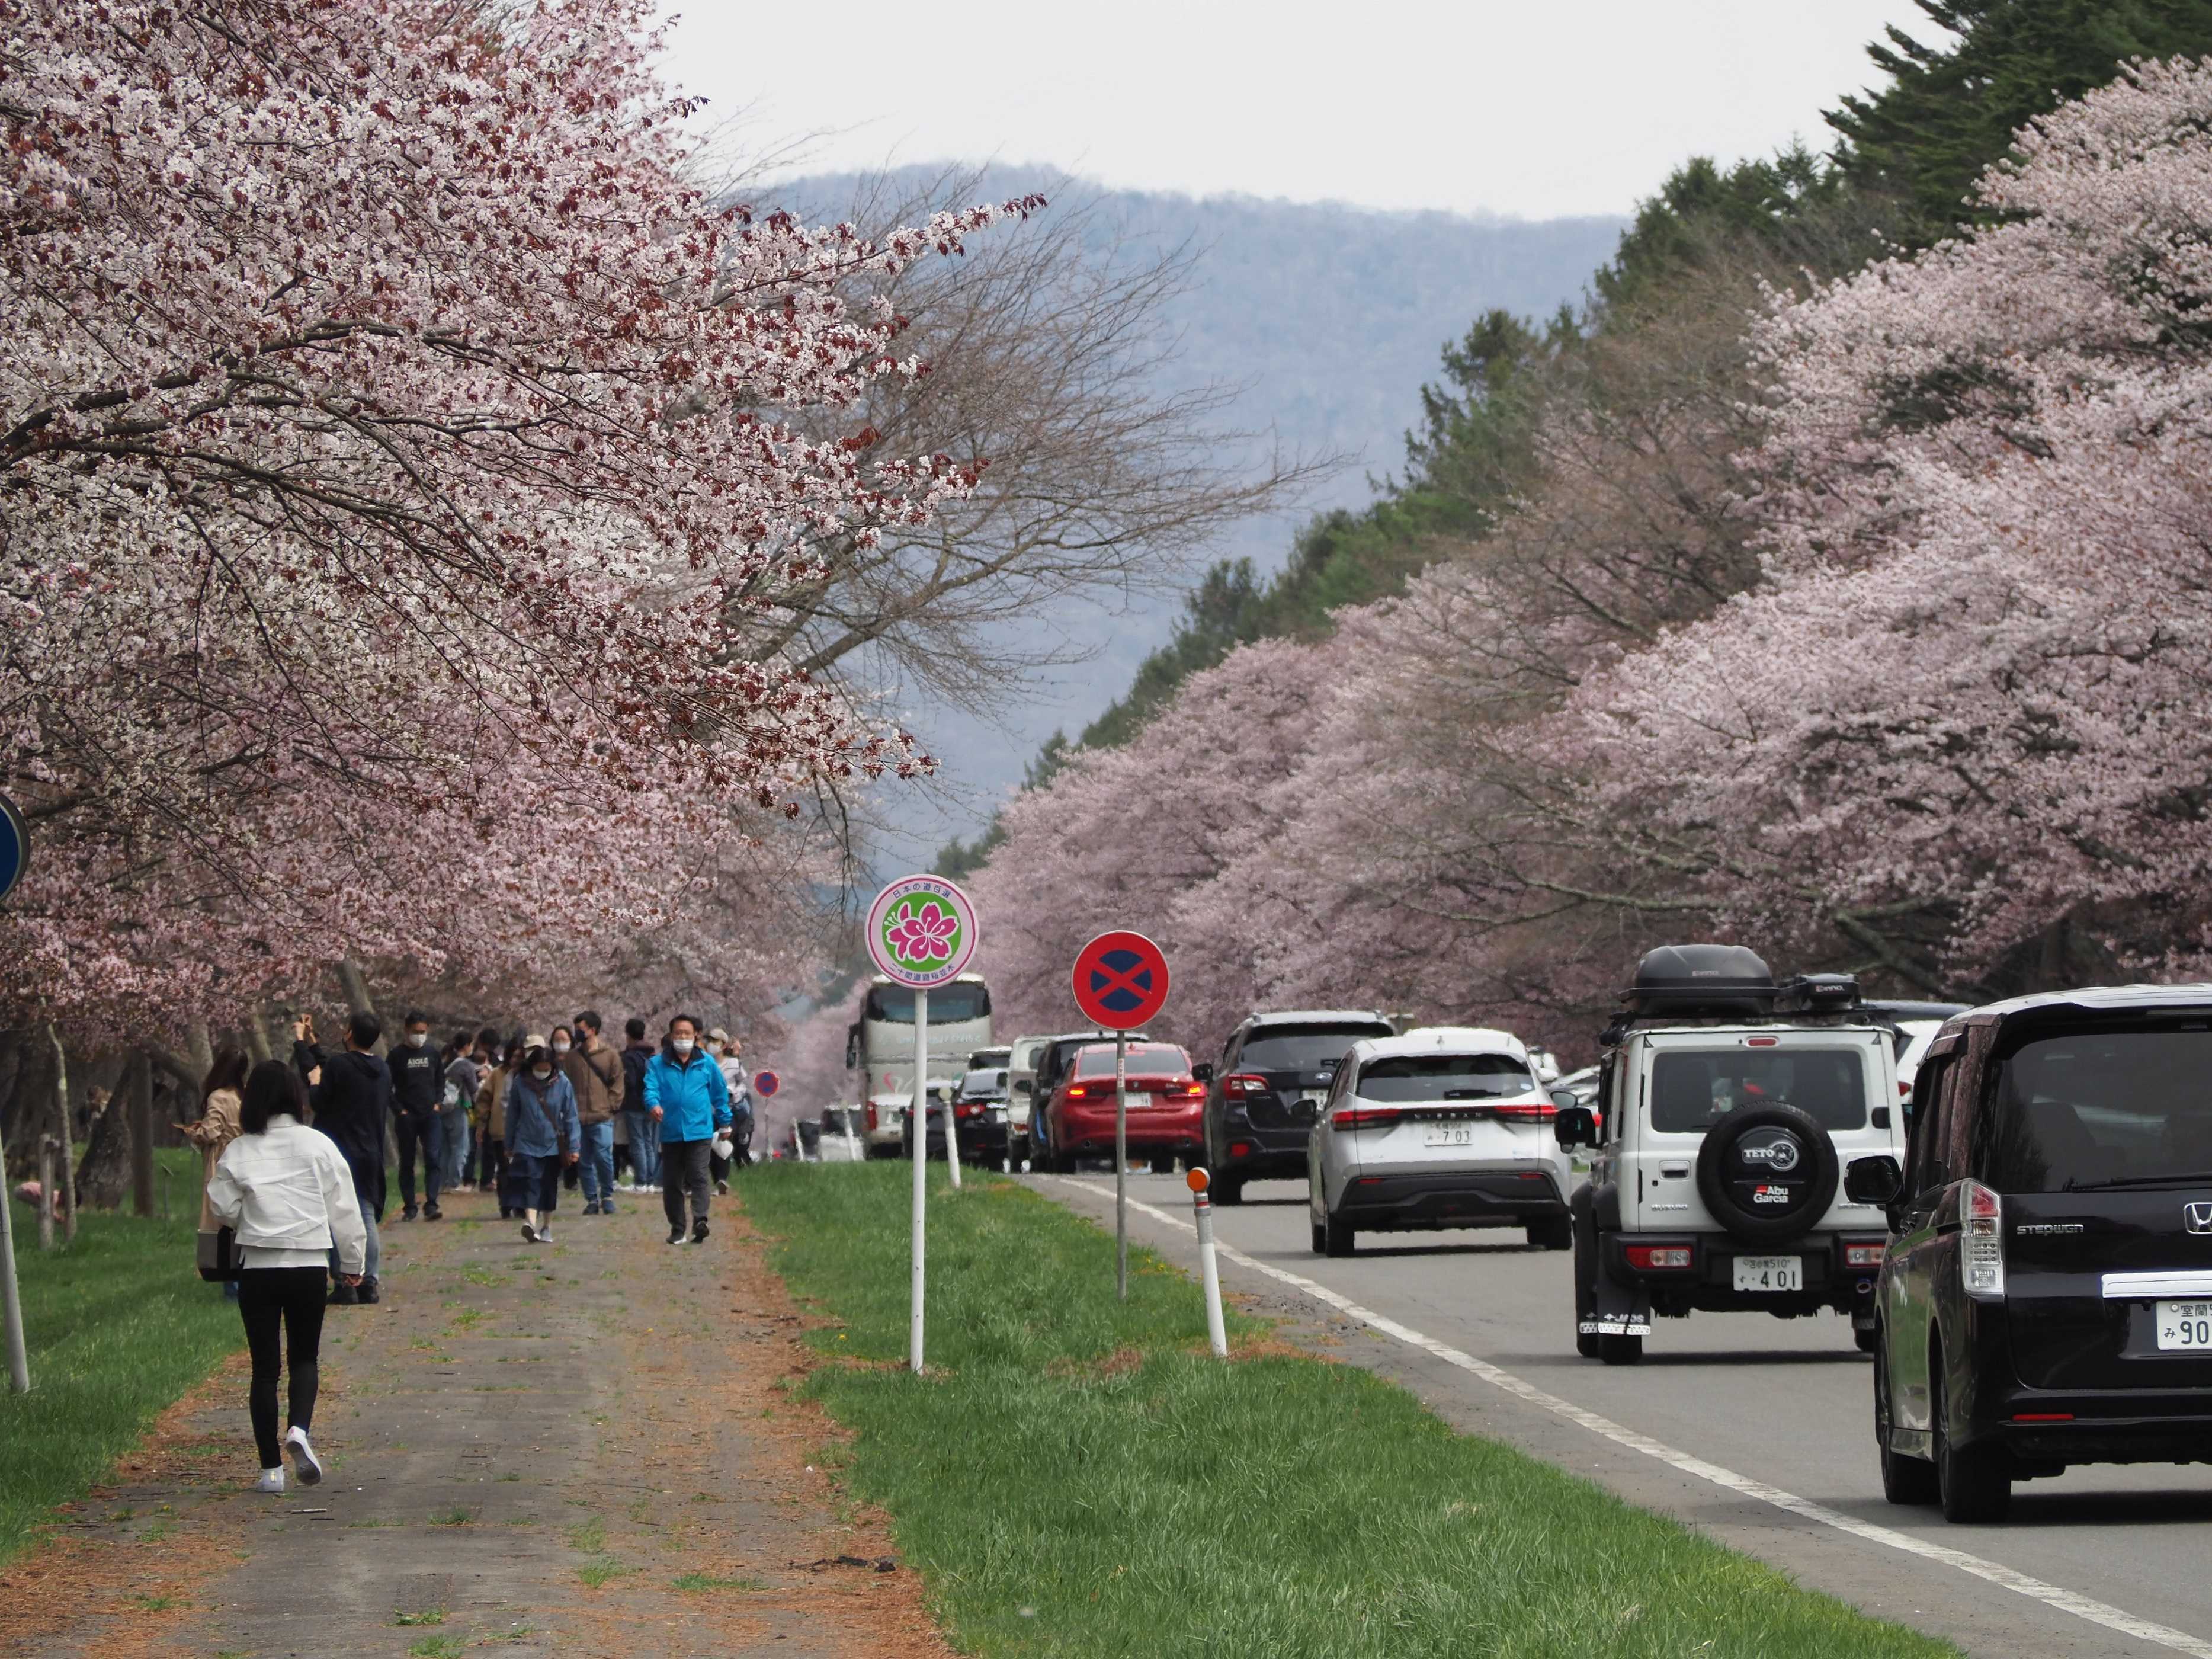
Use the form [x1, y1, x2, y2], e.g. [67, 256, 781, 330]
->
[643, 1013, 730, 1246]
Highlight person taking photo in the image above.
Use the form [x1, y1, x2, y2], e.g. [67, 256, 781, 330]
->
[293, 1010, 390, 1304]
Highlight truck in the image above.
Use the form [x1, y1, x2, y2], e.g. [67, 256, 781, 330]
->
[844, 972, 994, 1158]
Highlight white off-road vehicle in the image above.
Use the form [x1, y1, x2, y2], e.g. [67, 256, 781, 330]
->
[1554, 944, 1904, 1366]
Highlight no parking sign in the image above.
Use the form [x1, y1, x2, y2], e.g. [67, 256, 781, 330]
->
[753, 1069, 780, 1099]
[1071, 930, 1169, 1030]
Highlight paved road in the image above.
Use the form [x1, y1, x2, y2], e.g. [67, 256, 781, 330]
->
[1037, 1171, 2212, 1659]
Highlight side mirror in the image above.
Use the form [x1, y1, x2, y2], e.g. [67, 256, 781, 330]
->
[1549, 1087, 1579, 1113]
[1844, 1154, 1904, 1208]
[1553, 1105, 1597, 1149]
[1193, 1062, 1215, 1084]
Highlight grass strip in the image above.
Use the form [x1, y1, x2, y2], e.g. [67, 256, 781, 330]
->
[0, 1148, 244, 1566]
[743, 1162, 1957, 1659]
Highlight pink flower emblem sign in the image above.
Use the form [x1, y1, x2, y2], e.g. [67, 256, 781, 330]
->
[866, 875, 980, 988]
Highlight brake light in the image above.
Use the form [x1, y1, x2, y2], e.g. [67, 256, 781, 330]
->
[1224, 1072, 1271, 1098]
[1962, 1179, 2005, 1299]
[1331, 1106, 1402, 1131]
[1063, 1082, 1097, 1100]
[1746, 1036, 1779, 1047]
[955, 1102, 986, 1119]
[2012, 1413, 2074, 1423]
[865, 1103, 877, 1132]
[1626, 1245, 1692, 1270]
[1844, 1242, 1885, 1267]
[1899, 1080, 1912, 1096]
[1168, 1080, 1206, 1098]
[1490, 1100, 1559, 1121]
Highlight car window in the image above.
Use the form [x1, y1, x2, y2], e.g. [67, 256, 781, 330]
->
[1976, 1027, 2212, 1192]
[865, 982, 990, 1024]
[1239, 1026, 1390, 1071]
[1647, 1049, 1868, 1135]
[1075, 1045, 1190, 1077]
[1354, 1053, 1535, 1103]
[1906, 1052, 1953, 1197]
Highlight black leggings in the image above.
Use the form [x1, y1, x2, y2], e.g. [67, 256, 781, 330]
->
[238, 1267, 328, 1468]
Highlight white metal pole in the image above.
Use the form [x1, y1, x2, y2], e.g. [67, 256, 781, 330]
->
[943, 1049, 962, 1191]
[0, 1120, 29, 1392]
[909, 986, 929, 1374]
[1114, 1027, 1129, 1301]
[1194, 1178, 1229, 1359]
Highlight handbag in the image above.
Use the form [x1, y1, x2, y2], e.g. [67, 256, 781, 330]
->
[197, 1225, 240, 1283]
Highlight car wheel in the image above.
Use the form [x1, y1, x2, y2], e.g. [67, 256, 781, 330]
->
[1214, 1174, 1245, 1206]
[1874, 1331, 1939, 1506]
[1572, 1222, 1603, 1359]
[1311, 1221, 1328, 1256]
[1323, 1212, 1355, 1257]
[1931, 1351, 2009, 1522]
[1526, 1215, 1572, 1251]
[1149, 1154, 1176, 1176]
[1855, 1325, 1879, 1355]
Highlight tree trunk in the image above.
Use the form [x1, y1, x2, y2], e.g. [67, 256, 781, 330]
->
[46, 1026, 74, 1241]
[75, 1056, 135, 1211]
[2036, 915, 2072, 990]
[336, 958, 386, 1052]
[243, 1014, 273, 1064]
[130, 1051, 155, 1218]
[184, 1022, 214, 1085]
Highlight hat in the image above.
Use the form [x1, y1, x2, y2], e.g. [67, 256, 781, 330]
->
[522, 1032, 548, 1052]
[707, 1027, 731, 1044]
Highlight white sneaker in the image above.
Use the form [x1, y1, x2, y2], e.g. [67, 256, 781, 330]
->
[534, 1226, 552, 1244]
[284, 1426, 323, 1487]
[254, 1468, 285, 1495]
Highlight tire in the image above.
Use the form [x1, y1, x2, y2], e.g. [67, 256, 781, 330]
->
[1572, 1208, 1604, 1358]
[1311, 1221, 1328, 1256]
[1874, 1330, 1939, 1506]
[1599, 1333, 1643, 1366]
[1526, 1215, 1573, 1251]
[1214, 1174, 1246, 1206]
[1149, 1154, 1176, 1176]
[1694, 1102, 1840, 1246]
[1932, 1352, 2010, 1522]
[1323, 1212, 1355, 1257]
[1855, 1325, 1879, 1355]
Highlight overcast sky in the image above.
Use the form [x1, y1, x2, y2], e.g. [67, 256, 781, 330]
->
[662, 1, 1938, 220]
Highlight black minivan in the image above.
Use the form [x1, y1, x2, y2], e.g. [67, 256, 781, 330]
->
[1848, 985, 2212, 1522]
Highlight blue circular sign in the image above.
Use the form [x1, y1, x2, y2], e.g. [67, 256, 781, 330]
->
[0, 793, 26, 905]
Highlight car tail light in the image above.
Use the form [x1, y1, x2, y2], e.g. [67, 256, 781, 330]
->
[1490, 1100, 1559, 1121]
[1167, 1080, 1206, 1098]
[1844, 1242, 1885, 1267]
[1626, 1245, 1692, 1270]
[1331, 1106, 1402, 1131]
[1746, 1036, 1779, 1047]
[1224, 1072, 1271, 1098]
[865, 1103, 877, 1132]
[1229, 1141, 1252, 1157]
[1962, 1179, 2005, 1299]
[1899, 1080, 1912, 1096]
[1063, 1082, 1097, 1100]
[955, 1102, 985, 1119]
[2012, 1412, 2073, 1423]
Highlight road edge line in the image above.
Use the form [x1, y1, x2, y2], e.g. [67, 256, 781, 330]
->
[1053, 1177, 2212, 1659]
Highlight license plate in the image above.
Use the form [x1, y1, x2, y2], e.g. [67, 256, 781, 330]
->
[1733, 1255, 1803, 1292]
[1424, 1123, 1479, 1148]
[2157, 1300, 2212, 1350]
[1120, 1092, 1150, 1112]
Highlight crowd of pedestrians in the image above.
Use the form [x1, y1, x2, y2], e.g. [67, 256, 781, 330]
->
[192, 1005, 760, 1492]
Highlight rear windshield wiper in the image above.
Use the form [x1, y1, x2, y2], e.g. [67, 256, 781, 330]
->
[2062, 1171, 2212, 1192]
[1442, 1088, 1507, 1100]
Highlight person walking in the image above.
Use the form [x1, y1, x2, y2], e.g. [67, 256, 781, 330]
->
[620, 1017, 658, 1192]
[206, 1059, 368, 1494]
[440, 1032, 480, 1194]
[723, 1033, 756, 1171]
[643, 1014, 729, 1246]
[293, 1011, 389, 1305]
[387, 1010, 444, 1221]
[504, 1034, 580, 1244]
[562, 1010, 624, 1215]
[474, 1035, 518, 1217]
[181, 1045, 251, 1304]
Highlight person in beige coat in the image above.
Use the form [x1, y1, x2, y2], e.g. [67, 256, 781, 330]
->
[182, 1046, 251, 1300]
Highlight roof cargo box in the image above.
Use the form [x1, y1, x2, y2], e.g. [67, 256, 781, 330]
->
[1773, 972, 1862, 1016]
[1622, 944, 1776, 1019]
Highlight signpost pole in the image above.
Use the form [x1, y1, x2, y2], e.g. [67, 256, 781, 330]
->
[1191, 1169, 1229, 1358]
[943, 1046, 963, 1190]
[911, 986, 929, 1373]
[1115, 1028, 1129, 1302]
[0, 1119, 28, 1393]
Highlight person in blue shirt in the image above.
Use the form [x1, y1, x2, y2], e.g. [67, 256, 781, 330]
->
[504, 1033, 581, 1245]
[642, 1013, 730, 1246]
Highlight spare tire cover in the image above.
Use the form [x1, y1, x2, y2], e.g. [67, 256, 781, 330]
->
[1694, 1103, 1839, 1245]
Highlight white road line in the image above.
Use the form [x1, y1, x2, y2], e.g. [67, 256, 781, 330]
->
[1056, 1178, 2212, 1659]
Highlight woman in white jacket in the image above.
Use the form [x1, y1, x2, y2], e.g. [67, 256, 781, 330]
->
[206, 1059, 368, 1494]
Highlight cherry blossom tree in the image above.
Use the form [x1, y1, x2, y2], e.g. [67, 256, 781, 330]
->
[2, 0, 1036, 1033]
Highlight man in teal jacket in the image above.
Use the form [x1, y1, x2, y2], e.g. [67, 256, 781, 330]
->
[643, 1013, 730, 1246]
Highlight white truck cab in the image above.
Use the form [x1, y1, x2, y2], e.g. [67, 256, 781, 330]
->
[1556, 944, 1903, 1365]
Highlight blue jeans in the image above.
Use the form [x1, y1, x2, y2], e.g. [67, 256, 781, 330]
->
[438, 1112, 470, 1189]
[621, 1109, 659, 1186]
[329, 1207, 381, 1282]
[579, 1121, 615, 1208]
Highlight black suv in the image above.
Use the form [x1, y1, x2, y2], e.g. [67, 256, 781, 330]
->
[1202, 1010, 1396, 1203]
[1849, 985, 2212, 1522]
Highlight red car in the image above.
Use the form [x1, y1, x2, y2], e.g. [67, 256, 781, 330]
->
[1033, 1042, 1204, 1174]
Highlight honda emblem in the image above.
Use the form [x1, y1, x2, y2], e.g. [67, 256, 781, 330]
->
[2187, 1202, 2212, 1235]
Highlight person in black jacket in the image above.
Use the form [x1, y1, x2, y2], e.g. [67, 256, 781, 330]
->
[292, 1009, 391, 1305]
[387, 1009, 445, 1221]
[620, 1017, 658, 1190]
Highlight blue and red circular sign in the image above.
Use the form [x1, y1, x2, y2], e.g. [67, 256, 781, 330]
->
[753, 1069, 780, 1098]
[0, 793, 26, 905]
[1072, 931, 1170, 1030]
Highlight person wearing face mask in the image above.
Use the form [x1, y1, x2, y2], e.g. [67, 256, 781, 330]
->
[560, 1010, 624, 1216]
[642, 1014, 731, 1246]
[505, 1033, 581, 1244]
[548, 1026, 581, 1194]
[387, 1011, 445, 1222]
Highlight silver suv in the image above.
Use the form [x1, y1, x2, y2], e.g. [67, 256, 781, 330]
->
[1554, 944, 1903, 1365]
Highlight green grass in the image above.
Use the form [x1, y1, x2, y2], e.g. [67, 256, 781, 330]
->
[575, 1556, 630, 1588]
[392, 1609, 446, 1626]
[407, 1636, 464, 1658]
[742, 1164, 1959, 1659]
[0, 1148, 245, 1568]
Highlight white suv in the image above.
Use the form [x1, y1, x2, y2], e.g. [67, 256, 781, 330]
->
[1307, 1027, 1578, 1256]
[1554, 945, 1903, 1365]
